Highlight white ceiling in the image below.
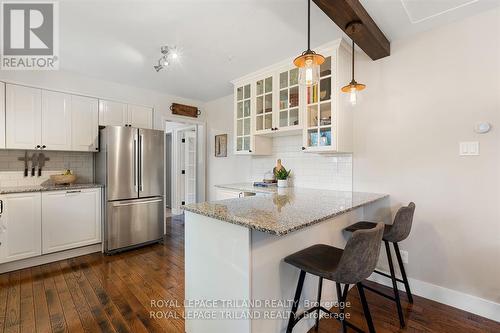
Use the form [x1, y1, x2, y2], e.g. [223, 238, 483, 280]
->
[58, 0, 499, 101]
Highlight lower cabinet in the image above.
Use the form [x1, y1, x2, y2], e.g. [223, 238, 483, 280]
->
[0, 192, 42, 264]
[42, 188, 101, 254]
[0, 188, 101, 264]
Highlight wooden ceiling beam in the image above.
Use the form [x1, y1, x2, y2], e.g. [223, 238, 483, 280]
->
[313, 0, 390, 60]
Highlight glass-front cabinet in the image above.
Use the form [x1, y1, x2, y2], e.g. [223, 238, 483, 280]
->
[232, 38, 352, 155]
[235, 84, 251, 152]
[305, 56, 334, 150]
[278, 67, 301, 131]
[255, 76, 273, 134]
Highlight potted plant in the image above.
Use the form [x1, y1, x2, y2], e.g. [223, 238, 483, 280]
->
[275, 168, 291, 188]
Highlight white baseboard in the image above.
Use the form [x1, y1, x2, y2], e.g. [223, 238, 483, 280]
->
[368, 271, 500, 323]
[0, 243, 102, 274]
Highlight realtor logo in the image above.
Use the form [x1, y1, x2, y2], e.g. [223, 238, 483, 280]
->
[1, 1, 59, 70]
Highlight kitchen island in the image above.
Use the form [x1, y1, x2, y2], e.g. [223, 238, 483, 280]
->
[183, 184, 390, 333]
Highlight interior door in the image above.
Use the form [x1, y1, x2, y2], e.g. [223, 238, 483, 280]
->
[106, 126, 138, 201]
[41, 90, 72, 150]
[139, 128, 164, 198]
[183, 129, 197, 205]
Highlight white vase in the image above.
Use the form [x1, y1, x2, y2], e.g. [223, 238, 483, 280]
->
[277, 179, 288, 188]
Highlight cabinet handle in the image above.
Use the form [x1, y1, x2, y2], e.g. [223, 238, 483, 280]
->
[36, 145, 41, 149]
[301, 147, 306, 150]
[0, 199, 3, 214]
[42, 145, 46, 149]
[248, 149, 252, 153]
[66, 190, 81, 194]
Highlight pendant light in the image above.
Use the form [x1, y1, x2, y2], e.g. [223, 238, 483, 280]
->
[294, 0, 325, 87]
[341, 39, 366, 106]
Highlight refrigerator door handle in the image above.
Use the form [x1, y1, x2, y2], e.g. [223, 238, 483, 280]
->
[112, 198, 162, 207]
[140, 133, 144, 192]
[134, 134, 138, 192]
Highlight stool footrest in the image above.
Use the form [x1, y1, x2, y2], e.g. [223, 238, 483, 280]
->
[374, 270, 405, 283]
[362, 283, 396, 301]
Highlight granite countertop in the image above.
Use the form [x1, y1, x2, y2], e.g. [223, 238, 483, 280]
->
[0, 183, 103, 195]
[183, 183, 388, 236]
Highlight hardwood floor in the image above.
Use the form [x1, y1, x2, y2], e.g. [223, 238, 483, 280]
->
[0, 214, 498, 333]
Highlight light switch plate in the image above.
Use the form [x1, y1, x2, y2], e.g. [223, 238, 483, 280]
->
[459, 141, 479, 156]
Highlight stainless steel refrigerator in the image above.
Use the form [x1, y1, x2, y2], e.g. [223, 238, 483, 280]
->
[96, 126, 164, 253]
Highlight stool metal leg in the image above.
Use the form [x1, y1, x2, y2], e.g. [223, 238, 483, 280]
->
[286, 270, 306, 333]
[393, 242, 413, 304]
[357, 283, 376, 333]
[385, 241, 405, 328]
[315, 277, 323, 331]
[336, 283, 349, 333]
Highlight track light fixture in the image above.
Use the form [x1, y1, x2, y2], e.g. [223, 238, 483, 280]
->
[153, 45, 179, 72]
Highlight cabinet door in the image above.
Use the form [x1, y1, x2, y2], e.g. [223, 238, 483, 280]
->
[0, 193, 42, 264]
[42, 188, 101, 254]
[255, 76, 273, 134]
[41, 90, 72, 150]
[278, 67, 301, 131]
[5, 84, 42, 150]
[98, 99, 127, 126]
[0, 82, 5, 149]
[235, 84, 252, 153]
[128, 104, 153, 129]
[72, 95, 98, 151]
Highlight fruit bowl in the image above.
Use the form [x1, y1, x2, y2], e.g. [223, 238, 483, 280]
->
[50, 174, 77, 185]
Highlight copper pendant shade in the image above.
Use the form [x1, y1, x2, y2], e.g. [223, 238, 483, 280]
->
[341, 39, 366, 93]
[294, 0, 325, 86]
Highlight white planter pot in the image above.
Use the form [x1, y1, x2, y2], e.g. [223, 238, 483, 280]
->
[277, 179, 288, 188]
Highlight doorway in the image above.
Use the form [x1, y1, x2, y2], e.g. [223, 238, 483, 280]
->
[165, 120, 205, 216]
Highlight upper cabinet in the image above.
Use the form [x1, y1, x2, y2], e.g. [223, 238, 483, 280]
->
[231, 38, 353, 154]
[128, 104, 153, 129]
[6, 84, 42, 150]
[42, 90, 72, 151]
[99, 99, 153, 129]
[98, 99, 127, 127]
[0, 82, 5, 149]
[72, 95, 99, 151]
[5, 83, 98, 152]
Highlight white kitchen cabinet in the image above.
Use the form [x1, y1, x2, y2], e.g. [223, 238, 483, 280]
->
[41, 188, 101, 254]
[99, 100, 153, 129]
[232, 38, 353, 154]
[42, 90, 72, 150]
[0, 82, 5, 149]
[233, 83, 272, 155]
[5, 84, 42, 150]
[72, 95, 99, 151]
[98, 99, 128, 127]
[128, 104, 153, 129]
[0, 192, 42, 264]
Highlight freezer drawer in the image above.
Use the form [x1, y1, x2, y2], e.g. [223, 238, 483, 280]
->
[106, 197, 163, 252]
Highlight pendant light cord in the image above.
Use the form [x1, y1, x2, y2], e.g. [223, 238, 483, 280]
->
[307, 0, 311, 51]
[351, 40, 355, 81]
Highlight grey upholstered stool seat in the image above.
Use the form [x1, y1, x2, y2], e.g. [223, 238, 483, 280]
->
[284, 223, 384, 333]
[345, 202, 416, 328]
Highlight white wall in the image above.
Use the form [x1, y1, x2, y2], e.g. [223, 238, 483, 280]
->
[0, 70, 204, 130]
[205, 95, 252, 200]
[353, 7, 500, 304]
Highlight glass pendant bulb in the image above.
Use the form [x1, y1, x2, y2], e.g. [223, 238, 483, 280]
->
[298, 56, 321, 87]
[349, 87, 357, 106]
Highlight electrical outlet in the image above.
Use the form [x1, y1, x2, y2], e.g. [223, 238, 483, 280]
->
[400, 250, 409, 264]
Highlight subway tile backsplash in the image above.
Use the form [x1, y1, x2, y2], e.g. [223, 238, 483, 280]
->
[0, 150, 94, 187]
[250, 135, 353, 191]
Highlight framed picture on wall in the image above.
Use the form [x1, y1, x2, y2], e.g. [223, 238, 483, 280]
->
[215, 134, 228, 157]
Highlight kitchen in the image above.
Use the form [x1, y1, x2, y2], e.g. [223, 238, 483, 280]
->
[0, 1, 499, 333]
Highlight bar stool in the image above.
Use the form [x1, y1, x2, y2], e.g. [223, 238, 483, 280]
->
[284, 223, 384, 333]
[344, 202, 416, 328]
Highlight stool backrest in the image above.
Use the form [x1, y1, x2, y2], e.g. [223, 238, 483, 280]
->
[332, 223, 384, 284]
[385, 202, 416, 243]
